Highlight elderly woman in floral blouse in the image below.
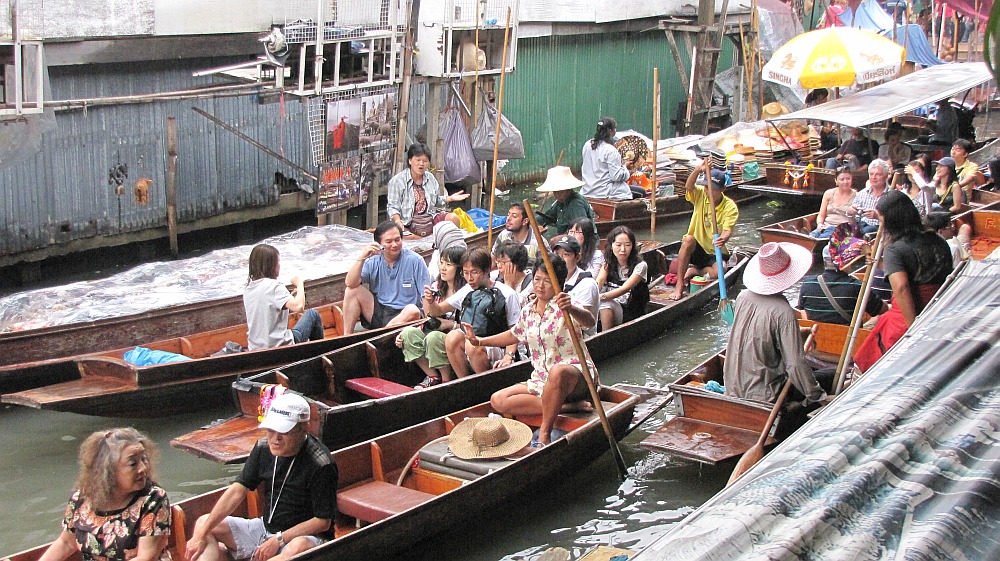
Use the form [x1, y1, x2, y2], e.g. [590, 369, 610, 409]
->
[38, 428, 171, 561]
[464, 255, 597, 446]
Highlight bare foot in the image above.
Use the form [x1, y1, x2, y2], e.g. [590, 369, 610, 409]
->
[561, 400, 594, 413]
[668, 287, 685, 301]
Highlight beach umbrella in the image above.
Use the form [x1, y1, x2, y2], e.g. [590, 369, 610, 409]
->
[762, 27, 905, 89]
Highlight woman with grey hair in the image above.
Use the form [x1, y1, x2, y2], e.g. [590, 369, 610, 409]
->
[38, 428, 172, 561]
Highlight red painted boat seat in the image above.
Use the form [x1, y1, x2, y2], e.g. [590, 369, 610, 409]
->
[337, 480, 435, 524]
[344, 377, 412, 398]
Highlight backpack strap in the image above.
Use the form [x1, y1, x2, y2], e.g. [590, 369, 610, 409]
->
[817, 275, 852, 322]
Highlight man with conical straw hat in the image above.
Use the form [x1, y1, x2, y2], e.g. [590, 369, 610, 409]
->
[535, 166, 597, 240]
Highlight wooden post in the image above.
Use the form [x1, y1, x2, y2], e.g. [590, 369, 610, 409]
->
[394, 0, 421, 174]
[366, 170, 382, 228]
[427, 80, 445, 188]
[487, 8, 512, 250]
[166, 116, 179, 257]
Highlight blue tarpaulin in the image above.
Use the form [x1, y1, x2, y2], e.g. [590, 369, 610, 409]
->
[839, 0, 944, 66]
[635, 257, 1000, 560]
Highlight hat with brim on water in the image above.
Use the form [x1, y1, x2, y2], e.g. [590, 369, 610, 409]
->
[448, 417, 533, 459]
[536, 166, 585, 192]
[743, 242, 813, 295]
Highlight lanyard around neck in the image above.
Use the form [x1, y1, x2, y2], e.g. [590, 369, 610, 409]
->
[268, 456, 296, 525]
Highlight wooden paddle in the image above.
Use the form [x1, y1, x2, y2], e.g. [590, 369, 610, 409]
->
[728, 377, 792, 485]
[486, 7, 512, 251]
[523, 198, 629, 481]
[704, 157, 734, 324]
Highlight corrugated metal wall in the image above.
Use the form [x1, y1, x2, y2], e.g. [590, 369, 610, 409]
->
[498, 30, 734, 183]
[0, 59, 311, 256]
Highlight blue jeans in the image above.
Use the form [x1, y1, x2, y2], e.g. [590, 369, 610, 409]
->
[810, 225, 836, 239]
[860, 222, 879, 235]
[291, 309, 324, 343]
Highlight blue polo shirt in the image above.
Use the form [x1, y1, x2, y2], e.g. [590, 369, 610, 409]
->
[361, 248, 431, 310]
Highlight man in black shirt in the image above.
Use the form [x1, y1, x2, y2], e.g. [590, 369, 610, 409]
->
[186, 393, 337, 561]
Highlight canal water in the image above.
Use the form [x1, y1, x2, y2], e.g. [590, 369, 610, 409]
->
[0, 194, 809, 559]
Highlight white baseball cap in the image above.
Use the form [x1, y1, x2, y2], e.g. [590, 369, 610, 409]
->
[259, 393, 310, 433]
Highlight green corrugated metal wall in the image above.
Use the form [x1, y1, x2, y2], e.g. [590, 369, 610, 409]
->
[499, 31, 734, 184]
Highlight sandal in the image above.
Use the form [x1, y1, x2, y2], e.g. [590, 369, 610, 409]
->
[414, 375, 441, 389]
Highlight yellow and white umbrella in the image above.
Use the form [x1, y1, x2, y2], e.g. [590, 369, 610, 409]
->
[762, 27, 905, 89]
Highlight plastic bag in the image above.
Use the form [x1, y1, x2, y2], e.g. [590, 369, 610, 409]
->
[452, 207, 480, 233]
[442, 107, 481, 186]
[472, 100, 525, 161]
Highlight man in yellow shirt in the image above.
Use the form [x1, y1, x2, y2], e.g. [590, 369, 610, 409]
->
[951, 139, 979, 203]
[669, 158, 739, 300]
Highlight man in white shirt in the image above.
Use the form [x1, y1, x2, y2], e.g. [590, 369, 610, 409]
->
[551, 235, 600, 337]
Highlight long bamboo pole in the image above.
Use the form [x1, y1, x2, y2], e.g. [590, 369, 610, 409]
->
[833, 223, 885, 393]
[487, 8, 512, 250]
[523, 199, 629, 481]
[652, 67, 659, 235]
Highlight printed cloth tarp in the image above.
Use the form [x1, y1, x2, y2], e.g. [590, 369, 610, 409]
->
[635, 257, 1000, 561]
[0, 225, 437, 333]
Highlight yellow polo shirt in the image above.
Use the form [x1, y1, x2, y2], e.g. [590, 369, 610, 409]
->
[687, 186, 739, 253]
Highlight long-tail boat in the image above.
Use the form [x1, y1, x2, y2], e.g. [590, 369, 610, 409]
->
[640, 320, 870, 465]
[171, 242, 753, 463]
[0, 227, 497, 367]
[589, 185, 762, 236]
[0, 302, 402, 417]
[756, 212, 826, 258]
[3, 387, 639, 561]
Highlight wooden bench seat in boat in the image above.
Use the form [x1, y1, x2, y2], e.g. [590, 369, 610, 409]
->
[343, 377, 412, 399]
[415, 439, 514, 480]
[336, 480, 436, 524]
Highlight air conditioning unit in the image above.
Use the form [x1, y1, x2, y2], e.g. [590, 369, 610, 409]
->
[414, 0, 518, 78]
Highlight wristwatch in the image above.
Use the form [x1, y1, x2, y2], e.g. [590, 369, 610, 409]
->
[275, 532, 285, 546]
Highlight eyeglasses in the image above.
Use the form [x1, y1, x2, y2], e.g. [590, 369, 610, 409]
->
[463, 269, 485, 277]
[495, 258, 511, 265]
[567, 229, 583, 234]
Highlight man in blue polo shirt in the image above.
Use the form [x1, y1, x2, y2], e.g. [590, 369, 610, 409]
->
[343, 221, 430, 334]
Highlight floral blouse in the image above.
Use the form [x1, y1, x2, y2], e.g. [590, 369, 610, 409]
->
[62, 485, 172, 561]
[512, 298, 597, 396]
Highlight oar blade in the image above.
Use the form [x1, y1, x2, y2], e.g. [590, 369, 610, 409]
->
[719, 300, 735, 325]
[728, 444, 764, 485]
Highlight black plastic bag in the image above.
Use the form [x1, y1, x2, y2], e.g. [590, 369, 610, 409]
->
[443, 107, 482, 186]
[471, 100, 525, 161]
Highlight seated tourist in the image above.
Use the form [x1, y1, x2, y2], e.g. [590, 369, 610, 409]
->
[342, 221, 429, 335]
[798, 225, 887, 325]
[596, 226, 649, 329]
[243, 244, 324, 350]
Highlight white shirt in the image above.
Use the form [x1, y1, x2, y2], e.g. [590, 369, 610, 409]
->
[565, 267, 600, 337]
[445, 281, 522, 328]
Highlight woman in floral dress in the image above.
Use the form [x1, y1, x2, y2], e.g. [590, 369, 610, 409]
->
[464, 255, 597, 446]
[38, 428, 171, 561]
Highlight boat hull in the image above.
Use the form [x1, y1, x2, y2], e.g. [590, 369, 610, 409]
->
[171, 243, 752, 463]
[757, 212, 826, 257]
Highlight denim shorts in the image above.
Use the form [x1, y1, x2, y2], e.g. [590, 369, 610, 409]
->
[226, 517, 324, 560]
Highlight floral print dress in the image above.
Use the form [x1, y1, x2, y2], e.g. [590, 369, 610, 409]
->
[511, 298, 597, 397]
[62, 485, 171, 561]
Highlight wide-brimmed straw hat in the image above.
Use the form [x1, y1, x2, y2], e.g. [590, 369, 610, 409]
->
[448, 417, 533, 459]
[536, 166, 585, 192]
[762, 102, 790, 120]
[743, 242, 813, 295]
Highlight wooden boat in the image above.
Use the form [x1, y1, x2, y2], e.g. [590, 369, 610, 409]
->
[171, 242, 753, 463]
[740, 164, 867, 206]
[4, 388, 639, 561]
[589, 185, 763, 236]
[640, 320, 870, 464]
[756, 212, 826, 257]
[0, 227, 498, 367]
[970, 187, 1000, 207]
[0, 302, 402, 417]
[952, 208, 1000, 259]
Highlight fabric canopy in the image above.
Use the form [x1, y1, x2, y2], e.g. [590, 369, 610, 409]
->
[884, 24, 945, 67]
[633, 257, 1000, 561]
[768, 62, 993, 127]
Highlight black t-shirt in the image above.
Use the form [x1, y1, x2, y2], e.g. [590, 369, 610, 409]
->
[797, 270, 885, 325]
[883, 232, 953, 286]
[236, 435, 338, 538]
